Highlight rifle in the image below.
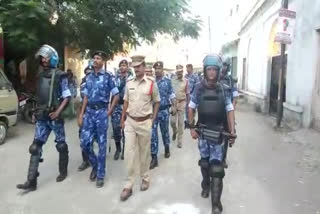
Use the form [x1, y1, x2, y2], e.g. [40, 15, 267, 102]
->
[195, 124, 236, 147]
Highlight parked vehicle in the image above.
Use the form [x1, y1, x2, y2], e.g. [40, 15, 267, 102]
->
[18, 91, 37, 124]
[0, 68, 18, 145]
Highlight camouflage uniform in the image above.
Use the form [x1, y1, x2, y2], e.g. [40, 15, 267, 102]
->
[80, 69, 119, 180]
[151, 76, 175, 156]
[111, 72, 132, 159]
[185, 73, 200, 125]
[189, 81, 233, 162]
[17, 45, 71, 191]
[34, 76, 70, 144]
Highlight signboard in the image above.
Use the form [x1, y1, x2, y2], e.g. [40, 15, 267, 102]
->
[275, 9, 296, 44]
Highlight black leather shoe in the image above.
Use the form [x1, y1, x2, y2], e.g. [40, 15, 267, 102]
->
[121, 151, 124, 160]
[78, 161, 90, 172]
[149, 155, 158, 170]
[114, 150, 121, 160]
[16, 180, 37, 191]
[96, 179, 104, 188]
[164, 146, 170, 158]
[56, 173, 67, 182]
[201, 189, 209, 198]
[90, 169, 97, 182]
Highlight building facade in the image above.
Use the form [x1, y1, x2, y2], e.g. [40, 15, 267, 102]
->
[222, 0, 320, 130]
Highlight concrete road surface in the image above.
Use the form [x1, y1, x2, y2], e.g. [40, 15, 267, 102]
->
[0, 104, 319, 214]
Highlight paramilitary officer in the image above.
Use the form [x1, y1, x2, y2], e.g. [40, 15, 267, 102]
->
[78, 51, 119, 188]
[77, 63, 94, 171]
[184, 63, 200, 128]
[170, 64, 189, 148]
[150, 61, 176, 169]
[120, 55, 160, 201]
[111, 59, 132, 160]
[188, 54, 236, 214]
[220, 56, 239, 168]
[17, 45, 71, 191]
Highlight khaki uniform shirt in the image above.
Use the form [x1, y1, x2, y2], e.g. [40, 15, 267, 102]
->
[124, 75, 160, 117]
[171, 77, 189, 100]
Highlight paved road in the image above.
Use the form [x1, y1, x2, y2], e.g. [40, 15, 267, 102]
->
[0, 104, 319, 214]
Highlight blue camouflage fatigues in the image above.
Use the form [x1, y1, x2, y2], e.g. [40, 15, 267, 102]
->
[185, 73, 200, 121]
[111, 72, 132, 144]
[151, 77, 175, 155]
[80, 69, 119, 179]
[34, 76, 71, 146]
[221, 75, 239, 101]
[79, 75, 96, 140]
[189, 82, 234, 163]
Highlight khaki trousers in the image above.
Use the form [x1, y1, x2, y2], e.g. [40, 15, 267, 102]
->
[124, 116, 152, 189]
[170, 101, 186, 146]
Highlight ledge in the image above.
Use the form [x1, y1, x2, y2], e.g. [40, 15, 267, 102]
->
[283, 102, 303, 113]
[239, 90, 267, 99]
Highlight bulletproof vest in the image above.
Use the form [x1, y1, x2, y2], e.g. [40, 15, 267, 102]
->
[197, 83, 227, 130]
[36, 69, 63, 108]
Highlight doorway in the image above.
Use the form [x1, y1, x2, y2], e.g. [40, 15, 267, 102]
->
[269, 55, 287, 116]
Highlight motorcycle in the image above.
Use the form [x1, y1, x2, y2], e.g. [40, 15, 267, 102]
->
[18, 92, 37, 124]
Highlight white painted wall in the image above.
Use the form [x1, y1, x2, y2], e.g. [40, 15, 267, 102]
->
[237, 0, 281, 98]
[285, 0, 320, 127]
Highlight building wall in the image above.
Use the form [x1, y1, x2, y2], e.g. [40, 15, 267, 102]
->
[237, 0, 281, 113]
[284, 0, 320, 128]
[64, 46, 88, 87]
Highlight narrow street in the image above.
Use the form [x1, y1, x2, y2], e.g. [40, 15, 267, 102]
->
[0, 103, 319, 214]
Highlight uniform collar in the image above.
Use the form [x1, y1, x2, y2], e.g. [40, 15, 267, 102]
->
[94, 68, 105, 75]
[134, 74, 148, 82]
[156, 76, 165, 82]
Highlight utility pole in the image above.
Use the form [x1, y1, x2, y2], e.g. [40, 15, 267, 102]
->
[208, 16, 212, 53]
[276, 0, 289, 127]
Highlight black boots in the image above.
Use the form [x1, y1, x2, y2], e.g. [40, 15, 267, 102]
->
[16, 179, 38, 191]
[211, 178, 223, 214]
[164, 146, 170, 158]
[121, 149, 124, 160]
[56, 143, 69, 182]
[78, 151, 90, 171]
[114, 141, 121, 160]
[200, 167, 210, 198]
[17, 142, 41, 191]
[149, 154, 158, 169]
[90, 168, 97, 181]
[96, 179, 104, 188]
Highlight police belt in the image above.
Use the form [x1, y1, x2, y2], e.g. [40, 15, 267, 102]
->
[128, 114, 152, 122]
[87, 102, 108, 110]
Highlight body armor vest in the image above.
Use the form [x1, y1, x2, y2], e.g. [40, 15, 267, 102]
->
[37, 69, 64, 108]
[197, 83, 227, 130]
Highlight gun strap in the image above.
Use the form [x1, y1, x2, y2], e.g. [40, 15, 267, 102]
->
[48, 69, 56, 108]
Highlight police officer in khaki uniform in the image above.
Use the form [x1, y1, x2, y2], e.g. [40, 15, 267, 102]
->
[170, 64, 189, 148]
[120, 55, 160, 201]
